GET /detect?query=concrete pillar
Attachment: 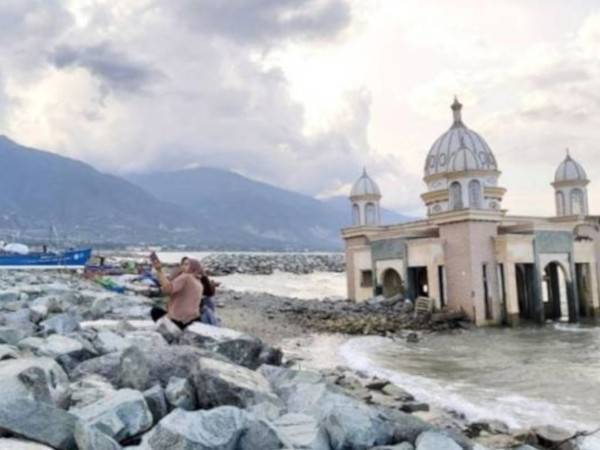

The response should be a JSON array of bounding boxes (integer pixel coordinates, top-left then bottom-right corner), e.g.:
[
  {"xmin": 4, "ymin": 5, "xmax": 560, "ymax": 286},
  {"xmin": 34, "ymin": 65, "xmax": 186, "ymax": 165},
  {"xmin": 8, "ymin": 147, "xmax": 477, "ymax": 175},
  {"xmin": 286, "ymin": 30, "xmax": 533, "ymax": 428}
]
[
  {"xmin": 504, "ymin": 263, "xmax": 520, "ymax": 326},
  {"xmin": 427, "ymin": 263, "xmax": 441, "ymax": 309}
]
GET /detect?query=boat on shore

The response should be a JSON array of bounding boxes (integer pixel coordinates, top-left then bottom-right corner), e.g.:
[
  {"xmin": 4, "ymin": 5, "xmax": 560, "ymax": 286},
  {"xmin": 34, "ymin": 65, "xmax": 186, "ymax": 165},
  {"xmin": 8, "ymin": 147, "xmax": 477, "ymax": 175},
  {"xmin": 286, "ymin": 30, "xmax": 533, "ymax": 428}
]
[{"xmin": 0, "ymin": 247, "xmax": 92, "ymax": 269}]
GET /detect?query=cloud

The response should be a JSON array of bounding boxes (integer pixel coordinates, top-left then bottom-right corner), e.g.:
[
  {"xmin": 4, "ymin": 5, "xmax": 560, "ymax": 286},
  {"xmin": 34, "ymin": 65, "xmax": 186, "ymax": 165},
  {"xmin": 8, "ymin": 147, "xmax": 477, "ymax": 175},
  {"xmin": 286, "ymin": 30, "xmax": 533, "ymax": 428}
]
[
  {"xmin": 50, "ymin": 43, "xmax": 162, "ymax": 93},
  {"xmin": 169, "ymin": 0, "xmax": 351, "ymax": 45}
]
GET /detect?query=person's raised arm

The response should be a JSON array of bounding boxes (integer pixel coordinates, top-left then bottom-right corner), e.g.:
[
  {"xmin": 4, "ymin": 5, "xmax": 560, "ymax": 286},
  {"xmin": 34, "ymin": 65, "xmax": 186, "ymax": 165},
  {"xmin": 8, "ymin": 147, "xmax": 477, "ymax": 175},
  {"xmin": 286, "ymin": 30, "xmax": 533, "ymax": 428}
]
[{"xmin": 150, "ymin": 252, "xmax": 174, "ymax": 294}]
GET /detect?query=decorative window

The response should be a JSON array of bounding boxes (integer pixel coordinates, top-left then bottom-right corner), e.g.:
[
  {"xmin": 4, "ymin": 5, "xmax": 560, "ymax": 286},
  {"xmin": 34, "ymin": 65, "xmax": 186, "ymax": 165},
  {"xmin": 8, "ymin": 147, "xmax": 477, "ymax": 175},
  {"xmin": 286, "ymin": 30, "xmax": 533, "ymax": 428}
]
[
  {"xmin": 571, "ymin": 189, "xmax": 584, "ymax": 215},
  {"xmin": 352, "ymin": 204, "xmax": 360, "ymax": 225},
  {"xmin": 468, "ymin": 179, "xmax": 482, "ymax": 209},
  {"xmin": 449, "ymin": 182, "xmax": 463, "ymax": 210},
  {"xmin": 556, "ymin": 191, "xmax": 565, "ymax": 216},
  {"xmin": 360, "ymin": 270, "xmax": 373, "ymax": 287},
  {"xmin": 365, "ymin": 203, "xmax": 377, "ymax": 225}
]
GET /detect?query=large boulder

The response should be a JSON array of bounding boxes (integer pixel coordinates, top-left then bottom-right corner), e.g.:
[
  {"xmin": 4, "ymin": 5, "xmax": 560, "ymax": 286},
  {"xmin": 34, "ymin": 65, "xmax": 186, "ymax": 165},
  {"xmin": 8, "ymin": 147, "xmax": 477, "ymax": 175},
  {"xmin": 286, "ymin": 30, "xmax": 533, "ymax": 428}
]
[
  {"xmin": 72, "ymin": 389, "xmax": 153, "ymax": 443},
  {"xmin": 0, "ymin": 344, "xmax": 19, "ymax": 360},
  {"xmin": 192, "ymin": 357, "xmax": 281, "ymax": 410},
  {"xmin": 74, "ymin": 421, "xmax": 123, "ymax": 450},
  {"xmin": 92, "ymin": 331, "xmax": 129, "ymax": 354},
  {"xmin": 40, "ymin": 313, "xmax": 80, "ymax": 335},
  {"xmin": 143, "ymin": 385, "xmax": 168, "ymax": 425},
  {"xmin": 70, "ymin": 375, "xmax": 117, "ymax": 408},
  {"xmin": 145, "ymin": 406, "xmax": 278, "ymax": 450},
  {"xmin": 415, "ymin": 431, "xmax": 461, "ymax": 450},
  {"xmin": 165, "ymin": 377, "xmax": 197, "ymax": 411},
  {"xmin": 0, "ymin": 357, "xmax": 70, "ymax": 407},
  {"xmin": 0, "ymin": 325, "xmax": 32, "ymax": 345},
  {"xmin": 273, "ymin": 413, "xmax": 329, "ymax": 450},
  {"xmin": 73, "ymin": 344, "xmax": 229, "ymax": 390},
  {"xmin": 180, "ymin": 323, "xmax": 281, "ymax": 369},
  {"xmin": 0, "ymin": 398, "xmax": 79, "ymax": 450}
]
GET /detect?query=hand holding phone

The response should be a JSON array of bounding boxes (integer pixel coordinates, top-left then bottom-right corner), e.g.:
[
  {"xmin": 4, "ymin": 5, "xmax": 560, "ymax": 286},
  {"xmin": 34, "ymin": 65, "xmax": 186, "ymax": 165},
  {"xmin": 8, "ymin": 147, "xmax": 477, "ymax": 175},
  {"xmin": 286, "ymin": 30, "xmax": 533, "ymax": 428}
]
[{"xmin": 149, "ymin": 252, "xmax": 161, "ymax": 270}]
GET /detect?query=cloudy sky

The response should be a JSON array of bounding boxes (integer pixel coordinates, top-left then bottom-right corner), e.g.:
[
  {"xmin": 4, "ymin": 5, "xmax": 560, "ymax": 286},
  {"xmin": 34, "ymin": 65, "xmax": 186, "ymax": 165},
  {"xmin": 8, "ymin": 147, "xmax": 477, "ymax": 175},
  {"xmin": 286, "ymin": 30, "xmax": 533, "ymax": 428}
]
[{"xmin": 2, "ymin": 0, "xmax": 600, "ymax": 216}]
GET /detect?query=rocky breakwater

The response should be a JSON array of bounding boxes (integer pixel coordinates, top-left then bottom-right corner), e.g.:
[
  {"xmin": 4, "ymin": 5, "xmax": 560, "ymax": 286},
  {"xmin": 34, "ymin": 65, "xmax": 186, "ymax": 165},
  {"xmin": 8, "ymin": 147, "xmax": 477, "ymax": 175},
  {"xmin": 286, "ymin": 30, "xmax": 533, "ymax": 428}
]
[
  {"xmin": 0, "ymin": 271, "xmax": 594, "ymax": 450},
  {"xmin": 200, "ymin": 252, "xmax": 345, "ymax": 275}
]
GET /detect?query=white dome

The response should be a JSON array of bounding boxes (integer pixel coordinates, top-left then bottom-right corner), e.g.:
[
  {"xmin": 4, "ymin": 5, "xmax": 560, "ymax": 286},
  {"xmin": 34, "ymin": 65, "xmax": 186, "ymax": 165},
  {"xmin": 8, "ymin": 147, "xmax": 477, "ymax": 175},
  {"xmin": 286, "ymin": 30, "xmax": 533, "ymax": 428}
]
[
  {"xmin": 350, "ymin": 168, "xmax": 381, "ymax": 197},
  {"xmin": 424, "ymin": 98, "xmax": 498, "ymax": 178},
  {"xmin": 555, "ymin": 151, "xmax": 587, "ymax": 183}
]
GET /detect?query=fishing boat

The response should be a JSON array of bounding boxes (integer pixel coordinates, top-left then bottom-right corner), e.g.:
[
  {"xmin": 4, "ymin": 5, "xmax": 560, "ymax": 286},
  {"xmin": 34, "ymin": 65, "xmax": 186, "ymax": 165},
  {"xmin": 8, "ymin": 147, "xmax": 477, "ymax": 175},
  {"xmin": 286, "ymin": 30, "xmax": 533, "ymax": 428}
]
[{"xmin": 0, "ymin": 245, "xmax": 92, "ymax": 269}]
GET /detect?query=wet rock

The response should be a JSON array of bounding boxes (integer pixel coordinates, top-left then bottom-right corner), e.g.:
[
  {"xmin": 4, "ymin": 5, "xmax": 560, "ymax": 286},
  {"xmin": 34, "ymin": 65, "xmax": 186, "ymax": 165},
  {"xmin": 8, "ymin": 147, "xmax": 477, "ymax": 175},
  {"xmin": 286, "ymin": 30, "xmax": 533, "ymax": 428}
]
[
  {"xmin": 382, "ymin": 384, "xmax": 415, "ymax": 401},
  {"xmin": 399, "ymin": 402, "xmax": 430, "ymax": 413},
  {"xmin": 273, "ymin": 413, "xmax": 329, "ymax": 450},
  {"xmin": 406, "ymin": 333, "xmax": 420, "ymax": 343},
  {"xmin": 0, "ymin": 357, "xmax": 70, "ymax": 407},
  {"xmin": 415, "ymin": 431, "xmax": 461, "ymax": 450},
  {"xmin": 40, "ymin": 313, "xmax": 80, "ymax": 336},
  {"xmin": 146, "ymin": 406, "xmax": 248, "ymax": 450},
  {"xmin": 74, "ymin": 421, "xmax": 123, "ymax": 450},
  {"xmin": 165, "ymin": 376, "xmax": 196, "ymax": 411},
  {"xmin": 366, "ymin": 378, "xmax": 390, "ymax": 391},
  {"xmin": 192, "ymin": 357, "xmax": 281, "ymax": 409},
  {"xmin": 143, "ymin": 385, "xmax": 168, "ymax": 425},
  {"xmin": 0, "ymin": 398, "xmax": 78, "ymax": 450},
  {"xmin": 72, "ymin": 388, "xmax": 153, "ymax": 443},
  {"xmin": 533, "ymin": 425, "xmax": 574, "ymax": 449}
]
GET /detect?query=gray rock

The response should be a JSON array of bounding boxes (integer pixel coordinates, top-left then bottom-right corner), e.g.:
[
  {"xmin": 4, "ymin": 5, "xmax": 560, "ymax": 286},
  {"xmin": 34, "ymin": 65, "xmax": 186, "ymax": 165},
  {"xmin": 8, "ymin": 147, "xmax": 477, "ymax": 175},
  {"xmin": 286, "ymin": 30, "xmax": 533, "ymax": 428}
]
[
  {"xmin": 370, "ymin": 444, "xmax": 414, "ymax": 450},
  {"xmin": 29, "ymin": 304, "xmax": 49, "ymax": 323},
  {"xmin": 0, "ymin": 357, "xmax": 70, "ymax": 407},
  {"xmin": 70, "ymin": 375, "xmax": 116, "ymax": 408},
  {"xmin": 93, "ymin": 331, "xmax": 129, "ymax": 354},
  {"xmin": 415, "ymin": 431, "xmax": 461, "ymax": 450},
  {"xmin": 381, "ymin": 384, "xmax": 415, "ymax": 401},
  {"xmin": 40, "ymin": 313, "xmax": 80, "ymax": 335},
  {"xmin": 0, "ymin": 344, "xmax": 19, "ymax": 360},
  {"xmin": 0, "ymin": 290, "xmax": 20, "ymax": 302},
  {"xmin": 533, "ymin": 425, "xmax": 573, "ymax": 448},
  {"xmin": 0, "ymin": 397, "xmax": 78, "ymax": 450},
  {"xmin": 165, "ymin": 377, "xmax": 197, "ymax": 411},
  {"xmin": 247, "ymin": 401, "xmax": 285, "ymax": 422},
  {"xmin": 0, "ymin": 438, "xmax": 55, "ymax": 449},
  {"xmin": 118, "ymin": 346, "xmax": 151, "ymax": 391},
  {"xmin": 74, "ymin": 421, "xmax": 123, "ymax": 450},
  {"xmin": 180, "ymin": 323, "xmax": 269, "ymax": 369},
  {"xmin": 0, "ymin": 325, "xmax": 31, "ymax": 345},
  {"xmin": 273, "ymin": 413, "xmax": 329, "ymax": 450},
  {"xmin": 143, "ymin": 385, "xmax": 168, "ymax": 425},
  {"xmin": 239, "ymin": 417, "xmax": 285, "ymax": 450},
  {"xmin": 146, "ymin": 406, "xmax": 248, "ymax": 450},
  {"xmin": 73, "ymin": 388, "xmax": 153, "ymax": 443},
  {"xmin": 192, "ymin": 356, "xmax": 281, "ymax": 409}
]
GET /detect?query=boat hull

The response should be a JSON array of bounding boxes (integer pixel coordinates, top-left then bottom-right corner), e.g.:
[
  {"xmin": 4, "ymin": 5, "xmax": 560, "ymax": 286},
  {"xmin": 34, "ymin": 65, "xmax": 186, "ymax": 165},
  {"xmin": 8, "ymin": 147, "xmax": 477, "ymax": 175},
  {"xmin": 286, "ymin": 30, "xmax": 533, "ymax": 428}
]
[{"xmin": 0, "ymin": 248, "xmax": 92, "ymax": 269}]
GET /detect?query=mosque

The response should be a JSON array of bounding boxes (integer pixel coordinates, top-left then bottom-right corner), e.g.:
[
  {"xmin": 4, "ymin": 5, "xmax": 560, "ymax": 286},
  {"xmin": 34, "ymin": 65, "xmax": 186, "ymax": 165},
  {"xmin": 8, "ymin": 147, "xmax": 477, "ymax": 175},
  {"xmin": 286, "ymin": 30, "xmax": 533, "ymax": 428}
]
[{"xmin": 342, "ymin": 98, "xmax": 600, "ymax": 326}]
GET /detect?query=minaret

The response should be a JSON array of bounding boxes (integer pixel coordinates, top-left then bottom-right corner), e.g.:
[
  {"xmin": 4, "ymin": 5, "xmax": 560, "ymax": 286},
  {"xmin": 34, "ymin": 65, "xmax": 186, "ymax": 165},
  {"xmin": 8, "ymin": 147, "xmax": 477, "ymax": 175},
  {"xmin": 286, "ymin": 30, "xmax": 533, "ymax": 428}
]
[
  {"xmin": 552, "ymin": 149, "xmax": 589, "ymax": 217},
  {"xmin": 350, "ymin": 168, "xmax": 381, "ymax": 226}
]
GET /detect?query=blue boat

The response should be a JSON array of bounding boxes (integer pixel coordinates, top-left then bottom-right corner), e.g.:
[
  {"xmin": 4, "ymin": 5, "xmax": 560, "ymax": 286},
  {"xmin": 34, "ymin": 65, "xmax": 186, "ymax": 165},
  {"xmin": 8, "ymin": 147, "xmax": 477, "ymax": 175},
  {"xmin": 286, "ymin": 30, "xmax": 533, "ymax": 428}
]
[{"xmin": 0, "ymin": 248, "xmax": 92, "ymax": 269}]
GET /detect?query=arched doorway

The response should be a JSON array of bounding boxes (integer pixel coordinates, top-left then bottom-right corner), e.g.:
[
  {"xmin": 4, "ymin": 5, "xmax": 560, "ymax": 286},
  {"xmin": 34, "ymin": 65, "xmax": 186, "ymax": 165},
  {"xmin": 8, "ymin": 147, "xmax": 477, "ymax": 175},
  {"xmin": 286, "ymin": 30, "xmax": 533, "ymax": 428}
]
[
  {"xmin": 382, "ymin": 268, "xmax": 403, "ymax": 298},
  {"xmin": 543, "ymin": 262, "xmax": 569, "ymax": 321}
]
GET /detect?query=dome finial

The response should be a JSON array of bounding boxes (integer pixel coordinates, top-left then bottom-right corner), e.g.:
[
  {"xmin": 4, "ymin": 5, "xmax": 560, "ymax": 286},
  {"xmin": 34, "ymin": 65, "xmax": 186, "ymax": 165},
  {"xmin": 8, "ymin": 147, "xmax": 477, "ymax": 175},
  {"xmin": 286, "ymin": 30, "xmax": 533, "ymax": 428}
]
[
  {"xmin": 362, "ymin": 166, "xmax": 367, "ymax": 177},
  {"xmin": 566, "ymin": 148, "xmax": 571, "ymax": 158},
  {"xmin": 451, "ymin": 96, "xmax": 463, "ymax": 126}
]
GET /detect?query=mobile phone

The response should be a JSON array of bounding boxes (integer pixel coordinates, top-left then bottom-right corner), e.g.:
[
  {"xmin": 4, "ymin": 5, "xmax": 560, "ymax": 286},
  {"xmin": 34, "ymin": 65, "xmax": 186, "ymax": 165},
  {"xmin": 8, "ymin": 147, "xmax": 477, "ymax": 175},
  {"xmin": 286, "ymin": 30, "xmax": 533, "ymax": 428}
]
[{"xmin": 150, "ymin": 252, "xmax": 160, "ymax": 264}]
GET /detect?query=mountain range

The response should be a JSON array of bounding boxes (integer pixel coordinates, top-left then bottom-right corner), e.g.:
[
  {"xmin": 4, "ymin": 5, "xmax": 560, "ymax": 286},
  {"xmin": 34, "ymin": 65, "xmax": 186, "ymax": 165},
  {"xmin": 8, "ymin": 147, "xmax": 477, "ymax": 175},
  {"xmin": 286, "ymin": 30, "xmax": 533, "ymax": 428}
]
[{"xmin": 0, "ymin": 136, "xmax": 413, "ymax": 250}]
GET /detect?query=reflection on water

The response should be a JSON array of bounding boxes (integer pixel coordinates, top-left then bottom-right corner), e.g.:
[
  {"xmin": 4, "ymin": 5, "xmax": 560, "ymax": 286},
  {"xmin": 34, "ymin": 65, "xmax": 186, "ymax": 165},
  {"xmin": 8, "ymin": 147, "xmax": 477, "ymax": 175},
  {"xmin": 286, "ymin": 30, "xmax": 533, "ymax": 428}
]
[{"xmin": 340, "ymin": 324, "xmax": 600, "ymax": 431}]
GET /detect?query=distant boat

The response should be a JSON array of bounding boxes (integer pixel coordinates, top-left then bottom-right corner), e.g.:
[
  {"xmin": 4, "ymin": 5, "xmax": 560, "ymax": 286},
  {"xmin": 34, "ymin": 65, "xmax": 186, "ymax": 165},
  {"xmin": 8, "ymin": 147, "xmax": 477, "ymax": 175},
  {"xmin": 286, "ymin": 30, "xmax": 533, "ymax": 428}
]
[{"xmin": 0, "ymin": 247, "xmax": 92, "ymax": 269}]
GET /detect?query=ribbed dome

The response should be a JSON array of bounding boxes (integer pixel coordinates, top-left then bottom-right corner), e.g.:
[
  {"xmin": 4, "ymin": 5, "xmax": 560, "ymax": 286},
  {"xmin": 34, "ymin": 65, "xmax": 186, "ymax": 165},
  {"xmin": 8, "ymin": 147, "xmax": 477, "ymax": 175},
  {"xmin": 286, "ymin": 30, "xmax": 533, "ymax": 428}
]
[
  {"xmin": 424, "ymin": 98, "xmax": 498, "ymax": 178},
  {"xmin": 350, "ymin": 168, "xmax": 381, "ymax": 197},
  {"xmin": 555, "ymin": 151, "xmax": 587, "ymax": 183}
]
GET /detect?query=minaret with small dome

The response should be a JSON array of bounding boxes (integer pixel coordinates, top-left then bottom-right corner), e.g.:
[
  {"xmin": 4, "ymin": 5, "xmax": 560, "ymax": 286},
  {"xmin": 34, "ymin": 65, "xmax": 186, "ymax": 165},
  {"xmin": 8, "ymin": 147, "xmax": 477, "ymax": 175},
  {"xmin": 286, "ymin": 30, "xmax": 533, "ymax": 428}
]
[
  {"xmin": 421, "ymin": 97, "xmax": 505, "ymax": 216},
  {"xmin": 349, "ymin": 168, "xmax": 381, "ymax": 226},
  {"xmin": 552, "ymin": 149, "xmax": 589, "ymax": 217}
]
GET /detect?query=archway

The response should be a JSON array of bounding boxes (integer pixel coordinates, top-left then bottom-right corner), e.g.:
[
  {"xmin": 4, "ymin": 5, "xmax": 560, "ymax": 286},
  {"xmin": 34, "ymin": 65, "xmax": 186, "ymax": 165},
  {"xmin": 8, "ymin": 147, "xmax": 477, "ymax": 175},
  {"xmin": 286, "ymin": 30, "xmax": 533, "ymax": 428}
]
[
  {"xmin": 382, "ymin": 268, "xmax": 403, "ymax": 299},
  {"xmin": 468, "ymin": 179, "xmax": 482, "ymax": 209},
  {"xmin": 571, "ymin": 189, "xmax": 584, "ymax": 215},
  {"xmin": 543, "ymin": 262, "xmax": 569, "ymax": 321},
  {"xmin": 449, "ymin": 181, "xmax": 463, "ymax": 210},
  {"xmin": 365, "ymin": 202, "xmax": 377, "ymax": 225}
]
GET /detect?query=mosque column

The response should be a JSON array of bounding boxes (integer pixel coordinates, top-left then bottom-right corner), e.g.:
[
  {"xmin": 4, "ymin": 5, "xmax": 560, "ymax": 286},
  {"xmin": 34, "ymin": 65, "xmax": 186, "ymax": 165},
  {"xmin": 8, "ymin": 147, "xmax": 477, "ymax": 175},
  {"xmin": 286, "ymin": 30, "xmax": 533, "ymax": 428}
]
[
  {"xmin": 590, "ymin": 262, "xmax": 600, "ymax": 316},
  {"xmin": 504, "ymin": 263, "xmax": 520, "ymax": 325},
  {"xmin": 427, "ymin": 263, "xmax": 441, "ymax": 308}
]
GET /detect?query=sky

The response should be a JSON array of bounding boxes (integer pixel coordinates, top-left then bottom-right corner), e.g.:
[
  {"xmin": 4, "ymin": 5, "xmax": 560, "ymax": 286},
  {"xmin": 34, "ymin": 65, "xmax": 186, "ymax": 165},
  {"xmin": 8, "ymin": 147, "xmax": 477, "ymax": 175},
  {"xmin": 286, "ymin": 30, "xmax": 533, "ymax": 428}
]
[{"xmin": 1, "ymin": 0, "xmax": 600, "ymax": 216}]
